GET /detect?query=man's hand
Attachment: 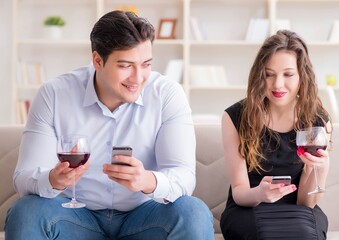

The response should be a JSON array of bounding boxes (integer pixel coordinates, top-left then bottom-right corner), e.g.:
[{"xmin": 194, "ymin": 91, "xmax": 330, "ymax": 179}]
[
  {"xmin": 103, "ymin": 155, "xmax": 157, "ymax": 194},
  {"xmin": 49, "ymin": 161, "xmax": 90, "ymax": 190}
]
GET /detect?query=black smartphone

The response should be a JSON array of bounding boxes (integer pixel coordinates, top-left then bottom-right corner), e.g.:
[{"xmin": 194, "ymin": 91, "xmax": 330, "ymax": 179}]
[
  {"xmin": 272, "ymin": 176, "xmax": 291, "ymax": 185},
  {"xmin": 111, "ymin": 146, "xmax": 132, "ymax": 166}
]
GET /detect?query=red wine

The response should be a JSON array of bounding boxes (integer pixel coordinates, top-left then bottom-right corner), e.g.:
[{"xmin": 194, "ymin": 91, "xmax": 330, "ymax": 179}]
[
  {"xmin": 297, "ymin": 145, "xmax": 327, "ymax": 157},
  {"xmin": 57, "ymin": 152, "xmax": 90, "ymax": 168}
]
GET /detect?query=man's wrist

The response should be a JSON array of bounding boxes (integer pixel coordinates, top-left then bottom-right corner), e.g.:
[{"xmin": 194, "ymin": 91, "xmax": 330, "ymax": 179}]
[
  {"xmin": 49, "ymin": 169, "xmax": 66, "ymax": 190},
  {"xmin": 142, "ymin": 171, "xmax": 157, "ymax": 194}
]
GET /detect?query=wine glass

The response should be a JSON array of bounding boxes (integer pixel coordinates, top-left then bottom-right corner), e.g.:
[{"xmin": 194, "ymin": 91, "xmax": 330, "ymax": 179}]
[
  {"xmin": 296, "ymin": 127, "xmax": 327, "ymax": 195},
  {"xmin": 57, "ymin": 135, "xmax": 90, "ymax": 208}
]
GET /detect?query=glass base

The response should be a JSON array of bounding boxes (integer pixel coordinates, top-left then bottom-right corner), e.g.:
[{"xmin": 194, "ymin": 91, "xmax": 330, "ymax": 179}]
[
  {"xmin": 308, "ymin": 187, "xmax": 326, "ymax": 195},
  {"xmin": 62, "ymin": 199, "xmax": 86, "ymax": 208}
]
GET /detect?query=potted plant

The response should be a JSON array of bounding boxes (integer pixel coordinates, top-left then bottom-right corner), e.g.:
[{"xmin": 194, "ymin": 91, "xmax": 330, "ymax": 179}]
[{"xmin": 43, "ymin": 16, "xmax": 66, "ymax": 39}]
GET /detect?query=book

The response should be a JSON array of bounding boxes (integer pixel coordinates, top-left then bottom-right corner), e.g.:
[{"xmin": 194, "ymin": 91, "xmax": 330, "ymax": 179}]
[
  {"xmin": 245, "ymin": 18, "xmax": 269, "ymax": 42},
  {"xmin": 190, "ymin": 17, "xmax": 204, "ymax": 41},
  {"xmin": 18, "ymin": 61, "xmax": 46, "ymax": 85},
  {"xmin": 328, "ymin": 20, "xmax": 339, "ymax": 42},
  {"xmin": 164, "ymin": 59, "xmax": 184, "ymax": 83},
  {"xmin": 17, "ymin": 99, "xmax": 30, "ymax": 124},
  {"xmin": 189, "ymin": 65, "xmax": 227, "ymax": 87}
]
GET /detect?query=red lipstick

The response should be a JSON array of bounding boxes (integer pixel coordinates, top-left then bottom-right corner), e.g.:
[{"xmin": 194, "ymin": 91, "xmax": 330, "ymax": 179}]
[{"xmin": 272, "ymin": 91, "xmax": 286, "ymax": 98}]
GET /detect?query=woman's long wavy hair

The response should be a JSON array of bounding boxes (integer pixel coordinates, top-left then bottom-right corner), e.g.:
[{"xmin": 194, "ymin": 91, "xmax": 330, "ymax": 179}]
[{"xmin": 239, "ymin": 30, "xmax": 331, "ymax": 173}]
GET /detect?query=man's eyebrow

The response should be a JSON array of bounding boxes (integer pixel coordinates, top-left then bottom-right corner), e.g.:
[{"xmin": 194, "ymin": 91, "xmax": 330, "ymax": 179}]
[{"xmin": 117, "ymin": 58, "xmax": 153, "ymax": 64}]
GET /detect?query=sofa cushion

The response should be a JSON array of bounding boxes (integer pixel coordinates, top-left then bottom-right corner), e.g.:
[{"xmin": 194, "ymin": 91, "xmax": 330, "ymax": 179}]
[{"xmin": 319, "ymin": 124, "xmax": 339, "ymax": 231}]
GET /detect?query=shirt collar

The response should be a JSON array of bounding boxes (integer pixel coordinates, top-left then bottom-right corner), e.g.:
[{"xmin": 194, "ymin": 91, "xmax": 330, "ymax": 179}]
[{"xmin": 83, "ymin": 64, "xmax": 98, "ymax": 107}]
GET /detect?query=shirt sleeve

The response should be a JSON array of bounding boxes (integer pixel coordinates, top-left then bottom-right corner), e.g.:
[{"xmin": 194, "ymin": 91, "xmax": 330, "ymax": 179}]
[
  {"xmin": 13, "ymin": 84, "xmax": 62, "ymax": 198},
  {"xmin": 147, "ymin": 81, "xmax": 196, "ymax": 203}
]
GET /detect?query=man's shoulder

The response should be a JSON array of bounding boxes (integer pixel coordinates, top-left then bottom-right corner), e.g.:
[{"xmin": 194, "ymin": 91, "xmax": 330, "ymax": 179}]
[
  {"xmin": 44, "ymin": 65, "xmax": 91, "ymax": 89},
  {"xmin": 146, "ymin": 71, "xmax": 181, "ymax": 90},
  {"xmin": 140, "ymin": 71, "xmax": 186, "ymax": 106}
]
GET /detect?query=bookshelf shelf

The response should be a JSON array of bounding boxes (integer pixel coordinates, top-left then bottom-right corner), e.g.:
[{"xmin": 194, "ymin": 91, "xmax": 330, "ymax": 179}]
[
  {"xmin": 17, "ymin": 85, "xmax": 40, "ymax": 90},
  {"xmin": 190, "ymin": 85, "xmax": 247, "ymax": 90},
  {"xmin": 18, "ymin": 39, "xmax": 91, "ymax": 45},
  {"xmin": 154, "ymin": 39, "xmax": 185, "ymax": 45},
  {"xmin": 189, "ymin": 41, "xmax": 262, "ymax": 46}
]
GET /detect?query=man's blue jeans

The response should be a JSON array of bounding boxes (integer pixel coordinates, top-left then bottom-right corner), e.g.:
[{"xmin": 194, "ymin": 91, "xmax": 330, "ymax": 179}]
[{"xmin": 5, "ymin": 195, "xmax": 214, "ymax": 240}]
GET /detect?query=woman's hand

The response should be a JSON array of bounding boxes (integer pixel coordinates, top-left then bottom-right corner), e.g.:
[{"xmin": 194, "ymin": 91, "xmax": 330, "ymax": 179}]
[
  {"xmin": 297, "ymin": 148, "xmax": 329, "ymax": 207},
  {"xmin": 297, "ymin": 148, "xmax": 329, "ymax": 170},
  {"xmin": 257, "ymin": 176, "xmax": 297, "ymax": 203}
]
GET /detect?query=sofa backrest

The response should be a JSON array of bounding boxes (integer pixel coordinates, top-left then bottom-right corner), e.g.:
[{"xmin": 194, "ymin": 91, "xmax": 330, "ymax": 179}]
[
  {"xmin": 0, "ymin": 125, "xmax": 22, "ymax": 231},
  {"xmin": 193, "ymin": 122, "xmax": 339, "ymax": 233},
  {"xmin": 319, "ymin": 123, "xmax": 339, "ymax": 231},
  {"xmin": 193, "ymin": 123, "xmax": 227, "ymax": 234}
]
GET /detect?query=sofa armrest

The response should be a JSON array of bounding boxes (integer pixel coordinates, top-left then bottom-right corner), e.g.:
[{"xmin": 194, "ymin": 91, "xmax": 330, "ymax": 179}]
[{"xmin": 0, "ymin": 125, "xmax": 24, "ymax": 231}]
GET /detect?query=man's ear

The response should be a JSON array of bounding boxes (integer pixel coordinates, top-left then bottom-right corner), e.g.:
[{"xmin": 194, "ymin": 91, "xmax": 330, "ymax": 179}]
[{"xmin": 92, "ymin": 51, "xmax": 103, "ymax": 69}]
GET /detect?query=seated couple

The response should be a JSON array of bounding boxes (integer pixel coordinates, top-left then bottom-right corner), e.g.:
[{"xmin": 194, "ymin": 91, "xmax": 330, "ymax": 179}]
[{"xmin": 5, "ymin": 11, "xmax": 331, "ymax": 240}]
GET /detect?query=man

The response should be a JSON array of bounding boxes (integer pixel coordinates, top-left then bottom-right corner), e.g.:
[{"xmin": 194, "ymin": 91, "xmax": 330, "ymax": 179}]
[{"xmin": 5, "ymin": 11, "xmax": 214, "ymax": 240}]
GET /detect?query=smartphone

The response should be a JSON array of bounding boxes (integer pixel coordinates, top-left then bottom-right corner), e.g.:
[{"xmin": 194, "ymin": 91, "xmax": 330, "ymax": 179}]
[
  {"xmin": 272, "ymin": 176, "xmax": 291, "ymax": 185},
  {"xmin": 111, "ymin": 146, "xmax": 132, "ymax": 166}
]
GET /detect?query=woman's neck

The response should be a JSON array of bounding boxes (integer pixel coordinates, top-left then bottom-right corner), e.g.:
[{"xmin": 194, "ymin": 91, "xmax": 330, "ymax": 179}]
[{"xmin": 266, "ymin": 103, "xmax": 296, "ymax": 133}]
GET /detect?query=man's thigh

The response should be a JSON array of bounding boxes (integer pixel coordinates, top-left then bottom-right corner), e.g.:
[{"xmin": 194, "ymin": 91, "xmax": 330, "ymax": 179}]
[{"xmin": 5, "ymin": 195, "xmax": 106, "ymax": 240}]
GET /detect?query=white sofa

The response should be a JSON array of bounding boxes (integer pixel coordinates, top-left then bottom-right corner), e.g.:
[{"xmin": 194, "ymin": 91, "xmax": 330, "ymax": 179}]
[{"xmin": 1, "ymin": 124, "xmax": 339, "ymax": 239}]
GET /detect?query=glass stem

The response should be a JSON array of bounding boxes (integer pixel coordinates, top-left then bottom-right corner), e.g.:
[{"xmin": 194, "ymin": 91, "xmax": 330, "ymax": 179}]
[
  {"xmin": 313, "ymin": 165, "xmax": 320, "ymax": 188},
  {"xmin": 71, "ymin": 175, "xmax": 76, "ymax": 201}
]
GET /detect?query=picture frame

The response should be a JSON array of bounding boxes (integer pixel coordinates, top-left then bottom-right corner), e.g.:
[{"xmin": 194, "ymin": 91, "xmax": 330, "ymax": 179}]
[{"xmin": 157, "ymin": 18, "xmax": 177, "ymax": 39}]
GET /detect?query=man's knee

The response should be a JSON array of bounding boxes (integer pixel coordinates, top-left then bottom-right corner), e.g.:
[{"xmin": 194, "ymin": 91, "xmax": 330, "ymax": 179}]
[
  {"xmin": 170, "ymin": 196, "xmax": 214, "ymax": 239},
  {"xmin": 173, "ymin": 196, "xmax": 213, "ymax": 220}
]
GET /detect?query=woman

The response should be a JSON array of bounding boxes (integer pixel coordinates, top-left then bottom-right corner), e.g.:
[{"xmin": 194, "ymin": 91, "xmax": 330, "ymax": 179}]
[{"xmin": 220, "ymin": 30, "xmax": 332, "ymax": 239}]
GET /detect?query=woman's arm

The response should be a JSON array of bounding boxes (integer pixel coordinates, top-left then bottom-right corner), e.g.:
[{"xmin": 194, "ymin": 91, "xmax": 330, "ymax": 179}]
[{"xmin": 221, "ymin": 112, "xmax": 261, "ymax": 206}]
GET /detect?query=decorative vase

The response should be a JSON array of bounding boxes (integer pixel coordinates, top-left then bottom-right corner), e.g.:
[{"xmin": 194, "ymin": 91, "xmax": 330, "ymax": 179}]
[{"xmin": 45, "ymin": 26, "xmax": 63, "ymax": 39}]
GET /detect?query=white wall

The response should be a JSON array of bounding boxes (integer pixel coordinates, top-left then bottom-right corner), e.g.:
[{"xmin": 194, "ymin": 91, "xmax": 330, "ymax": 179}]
[{"xmin": 0, "ymin": 1, "xmax": 12, "ymax": 124}]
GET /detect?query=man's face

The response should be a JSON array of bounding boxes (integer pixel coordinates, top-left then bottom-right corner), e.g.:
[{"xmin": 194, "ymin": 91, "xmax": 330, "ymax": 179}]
[{"xmin": 93, "ymin": 40, "xmax": 152, "ymax": 111}]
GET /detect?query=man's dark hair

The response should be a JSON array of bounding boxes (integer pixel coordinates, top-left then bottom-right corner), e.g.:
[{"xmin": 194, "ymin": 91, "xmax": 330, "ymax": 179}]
[{"xmin": 90, "ymin": 10, "xmax": 155, "ymax": 64}]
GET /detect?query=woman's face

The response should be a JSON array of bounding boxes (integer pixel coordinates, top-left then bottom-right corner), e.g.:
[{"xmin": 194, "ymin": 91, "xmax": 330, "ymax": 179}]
[{"xmin": 264, "ymin": 50, "xmax": 300, "ymax": 109}]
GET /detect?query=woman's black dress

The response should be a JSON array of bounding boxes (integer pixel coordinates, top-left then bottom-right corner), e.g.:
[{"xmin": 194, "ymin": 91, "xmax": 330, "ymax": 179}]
[{"xmin": 220, "ymin": 100, "xmax": 328, "ymax": 240}]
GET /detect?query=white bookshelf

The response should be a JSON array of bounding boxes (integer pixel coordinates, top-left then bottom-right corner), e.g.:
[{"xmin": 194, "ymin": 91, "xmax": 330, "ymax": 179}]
[{"xmin": 11, "ymin": 0, "xmax": 339, "ymax": 123}]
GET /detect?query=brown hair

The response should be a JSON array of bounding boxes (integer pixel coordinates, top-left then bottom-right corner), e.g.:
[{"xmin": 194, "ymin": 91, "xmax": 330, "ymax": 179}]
[
  {"xmin": 90, "ymin": 10, "xmax": 155, "ymax": 65},
  {"xmin": 239, "ymin": 30, "xmax": 331, "ymax": 173}
]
